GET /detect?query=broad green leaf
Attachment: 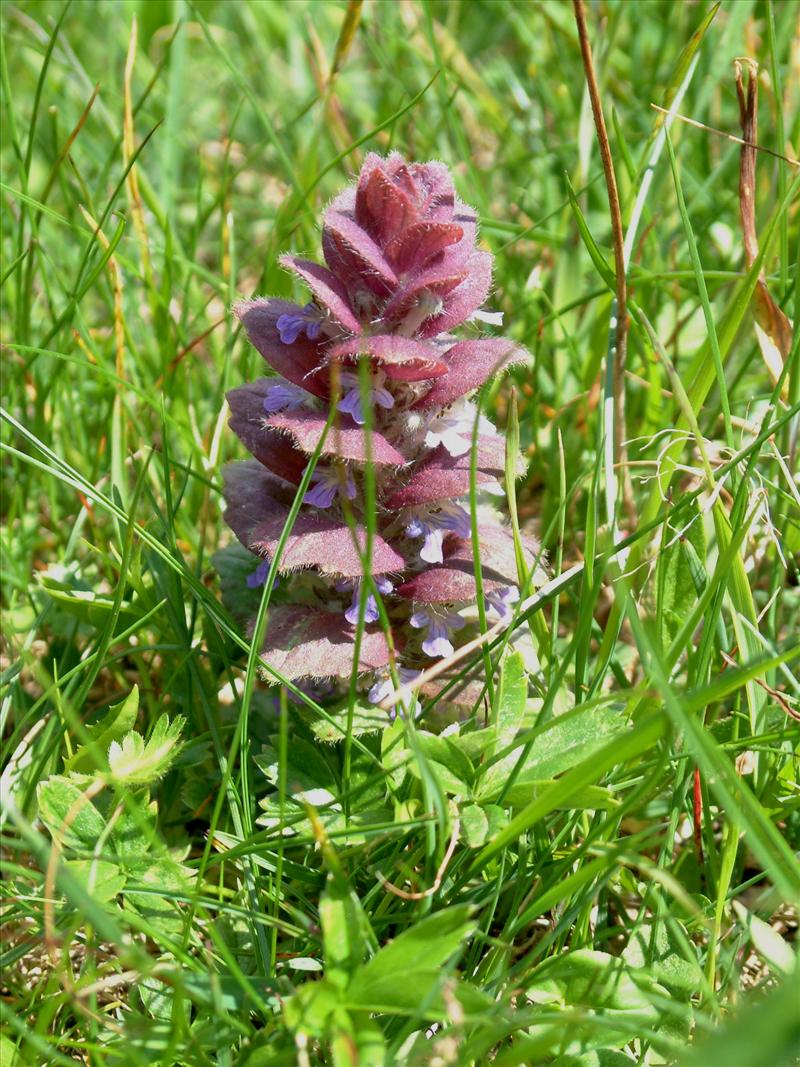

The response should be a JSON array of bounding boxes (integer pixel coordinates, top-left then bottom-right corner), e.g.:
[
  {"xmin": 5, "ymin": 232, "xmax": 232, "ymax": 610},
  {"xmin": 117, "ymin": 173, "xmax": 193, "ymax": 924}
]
[
  {"xmin": 472, "ymin": 712, "xmax": 666, "ymax": 872},
  {"xmin": 414, "ymin": 732, "xmax": 474, "ymax": 786},
  {"xmin": 534, "ymin": 950, "xmax": 662, "ymax": 1013},
  {"xmin": 347, "ymin": 905, "xmax": 475, "ymax": 1009},
  {"xmin": 308, "ymin": 703, "xmax": 388, "ymax": 742},
  {"xmin": 477, "ymin": 703, "xmax": 628, "ymax": 801},
  {"xmin": 460, "ymin": 803, "xmax": 489, "ymax": 848},
  {"xmin": 347, "ymin": 971, "xmax": 448, "ymax": 1015},
  {"xmin": 407, "ymin": 758, "xmax": 469, "ymax": 798},
  {"xmin": 494, "ymin": 650, "xmax": 528, "ymax": 747},
  {"xmin": 559, "ymin": 1053, "xmax": 644, "ymax": 1067},
  {"xmin": 125, "ymin": 855, "xmax": 194, "ymax": 939},
  {"xmin": 110, "ymin": 790, "xmax": 161, "ymax": 861},
  {"xmin": 0, "ymin": 1034, "xmax": 23, "ymax": 1067},
  {"xmin": 319, "ymin": 874, "xmax": 368, "ymax": 991},
  {"xmin": 498, "ymin": 779, "xmax": 618, "ymax": 811},
  {"xmin": 212, "ymin": 542, "xmax": 267, "ymax": 626},
  {"xmin": 38, "ymin": 571, "xmax": 139, "ymax": 629},
  {"xmin": 331, "ymin": 1012, "xmax": 386, "ymax": 1067},
  {"xmin": 63, "ymin": 859, "xmax": 126, "ymax": 903},
  {"xmin": 284, "ymin": 979, "xmax": 343, "ymax": 1038},
  {"xmin": 37, "ymin": 776, "xmax": 106, "ymax": 851},
  {"xmin": 180, "ymin": 972, "xmax": 279, "ymax": 1015},
  {"xmin": 732, "ymin": 901, "xmax": 796, "ymax": 978},
  {"xmin": 623, "ymin": 922, "xmax": 703, "ymax": 998},
  {"xmin": 255, "ymin": 737, "xmax": 338, "ymax": 801},
  {"xmin": 65, "ymin": 686, "xmax": 140, "ymax": 773},
  {"xmin": 678, "ymin": 977, "xmax": 800, "ymax": 1067}
]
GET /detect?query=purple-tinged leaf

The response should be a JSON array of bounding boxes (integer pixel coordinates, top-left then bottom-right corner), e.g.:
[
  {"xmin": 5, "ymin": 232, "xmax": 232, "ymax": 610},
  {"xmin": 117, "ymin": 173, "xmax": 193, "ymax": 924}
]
[
  {"xmin": 234, "ymin": 300, "xmax": 328, "ymax": 398},
  {"xmin": 267, "ymin": 409, "xmax": 407, "ymax": 466},
  {"xmin": 380, "ymin": 262, "xmax": 470, "ymax": 325},
  {"xmin": 224, "ymin": 461, "xmax": 405, "ymax": 577},
  {"xmin": 410, "ymin": 161, "xmax": 456, "ymax": 220},
  {"xmin": 421, "ymin": 666, "xmax": 486, "ymax": 713},
  {"xmin": 414, "ymin": 338, "xmax": 528, "ymax": 409},
  {"xmin": 384, "ymin": 439, "xmax": 507, "ymax": 508},
  {"xmin": 279, "ymin": 256, "xmax": 362, "ymax": 335},
  {"xmin": 385, "ymin": 221, "xmax": 464, "ymax": 273},
  {"xmin": 397, "ymin": 528, "xmax": 529, "ymax": 604},
  {"xmin": 355, "ymin": 156, "xmax": 417, "ymax": 244},
  {"xmin": 418, "ymin": 251, "xmax": 493, "ymax": 338},
  {"xmin": 322, "ymin": 211, "xmax": 398, "ymax": 297},
  {"xmin": 227, "ymin": 382, "xmax": 308, "ymax": 484},
  {"xmin": 249, "ymin": 512, "xmax": 405, "ymax": 578},
  {"xmin": 222, "ymin": 460, "xmax": 294, "ymax": 547},
  {"xmin": 327, "ymin": 335, "xmax": 447, "ymax": 382},
  {"xmin": 258, "ymin": 606, "xmax": 391, "ymax": 680}
]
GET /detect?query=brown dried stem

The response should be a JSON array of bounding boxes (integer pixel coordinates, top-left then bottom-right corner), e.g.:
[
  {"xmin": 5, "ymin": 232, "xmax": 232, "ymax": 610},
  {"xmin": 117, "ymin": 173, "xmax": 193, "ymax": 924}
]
[{"xmin": 572, "ymin": 0, "xmax": 632, "ymax": 520}]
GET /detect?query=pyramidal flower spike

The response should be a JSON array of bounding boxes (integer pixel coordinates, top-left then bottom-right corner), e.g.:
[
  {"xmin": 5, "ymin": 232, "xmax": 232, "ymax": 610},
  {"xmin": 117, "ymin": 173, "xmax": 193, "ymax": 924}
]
[{"xmin": 222, "ymin": 153, "xmax": 537, "ymax": 714}]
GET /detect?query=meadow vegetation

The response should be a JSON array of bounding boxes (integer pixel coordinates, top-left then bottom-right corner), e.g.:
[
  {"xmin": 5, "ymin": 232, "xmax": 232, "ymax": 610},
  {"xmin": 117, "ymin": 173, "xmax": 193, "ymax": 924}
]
[{"xmin": 1, "ymin": 1, "xmax": 798, "ymax": 1064}]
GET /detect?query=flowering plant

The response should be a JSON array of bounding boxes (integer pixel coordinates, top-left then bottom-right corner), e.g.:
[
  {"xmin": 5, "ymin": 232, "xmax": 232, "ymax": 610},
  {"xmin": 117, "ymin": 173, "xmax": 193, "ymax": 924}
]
[{"xmin": 222, "ymin": 153, "xmax": 535, "ymax": 720}]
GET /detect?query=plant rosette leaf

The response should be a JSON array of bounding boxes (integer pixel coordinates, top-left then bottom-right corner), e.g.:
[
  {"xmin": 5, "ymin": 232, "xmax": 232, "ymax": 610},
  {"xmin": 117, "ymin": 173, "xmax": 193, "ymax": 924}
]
[
  {"xmin": 346, "ymin": 905, "xmax": 476, "ymax": 1014},
  {"xmin": 106, "ymin": 714, "xmax": 185, "ymax": 784},
  {"xmin": 65, "ymin": 686, "xmax": 140, "ymax": 774},
  {"xmin": 37, "ymin": 776, "xmax": 107, "ymax": 852}
]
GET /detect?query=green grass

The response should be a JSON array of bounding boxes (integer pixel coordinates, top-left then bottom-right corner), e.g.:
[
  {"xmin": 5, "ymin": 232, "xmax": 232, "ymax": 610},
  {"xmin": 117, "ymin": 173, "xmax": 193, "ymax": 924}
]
[{"xmin": 2, "ymin": 1, "xmax": 799, "ymax": 1064}]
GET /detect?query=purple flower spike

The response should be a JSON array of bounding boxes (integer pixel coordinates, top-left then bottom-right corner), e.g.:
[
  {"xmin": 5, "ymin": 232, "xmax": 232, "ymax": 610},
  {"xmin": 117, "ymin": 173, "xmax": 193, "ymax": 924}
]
[
  {"xmin": 276, "ymin": 303, "xmax": 323, "ymax": 344},
  {"xmin": 223, "ymin": 152, "xmax": 538, "ymax": 700},
  {"xmin": 409, "ymin": 607, "xmax": 466, "ymax": 659},
  {"xmin": 303, "ymin": 465, "xmax": 357, "ymax": 509}
]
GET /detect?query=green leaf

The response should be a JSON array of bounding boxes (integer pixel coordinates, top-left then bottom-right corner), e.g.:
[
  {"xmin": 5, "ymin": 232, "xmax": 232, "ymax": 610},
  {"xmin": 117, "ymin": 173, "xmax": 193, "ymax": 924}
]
[
  {"xmin": 678, "ymin": 977, "xmax": 800, "ymax": 1067},
  {"xmin": 284, "ymin": 979, "xmax": 342, "ymax": 1038},
  {"xmin": 657, "ymin": 499, "xmax": 706, "ymax": 651},
  {"xmin": 622, "ymin": 921, "xmax": 703, "ymax": 998},
  {"xmin": 499, "ymin": 780, "xmax": 618, "ymax": 811},
  {"xmin": 331, "ymin": 1013, "xmax": 386, "ymax": 1067},
  {"xmin": 535, "ymin": 950, "xmax": 662, "ymax": 1013},
  {"xmin": 109, "ymin": 790, "xmax": 161, "ymax": 861},
  {"xmin": 65, "ymin": 686, "xmax": 140, "ymax": 774},
  {"xmin": 732, "ymin": 901, "xmax": 796, "ymax": 979},
  {"xmin": 212, "ymin": 542, "xmax": 267, "ymax": 627},
  {"xmin": 494, "ymin": 650, "xmax": 528, "ymax": 747},
  {"xmin": 308, "ymin": 702, "xmax": 388, "ymax": 742},
  {"xmin": 415, "ymin": 732, "xmax": 474, "ymax": 786},
  {"xmin": 566, "ymin": 178, "xmax": 616, "ymax": 290},
  {"xmin": 477, "ymin": 703, "xmax": 628, "ymax": 801},
  {"xmin": 472, "ymin": 712, "xmax": 666, "ymax": 872},
  {"xmin": 347, "ymin": 905, "xmax": 475, "ymax": 1010},
  {"xmin": 0, "ymin": 1034, "xmax": 22, "ymax": 1067},
  {"xmin": 460, "ymin": 803, "xmax": 490, "ymax": 848},
  {"xmin": 38, "ymin": 570, "xmax": 139, "ymax": 629},
  {"xmin": 125, "ymin": 854, "xmax": 194, "ymax": 939},
  {"xmin": 63, "ymin": 859, "xmax": 126, "ymax": 903},
  {"xmin": 319, "ymin": 873, "xmax": 368, "ymax": 990},
  {"xmin": 407, "ymin": 758, "xmax": 470, "ymax": 798},
  {"xmin": 107, "ymin": 714, "xmax": 185, "ymax": 784},
  {"xmin": 255, "ymin": 736, "xmax": 338, "ymax": 803},
  {"xmin": 37, "ymin": 776, "xmax": 106, "ymax": 851}
]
